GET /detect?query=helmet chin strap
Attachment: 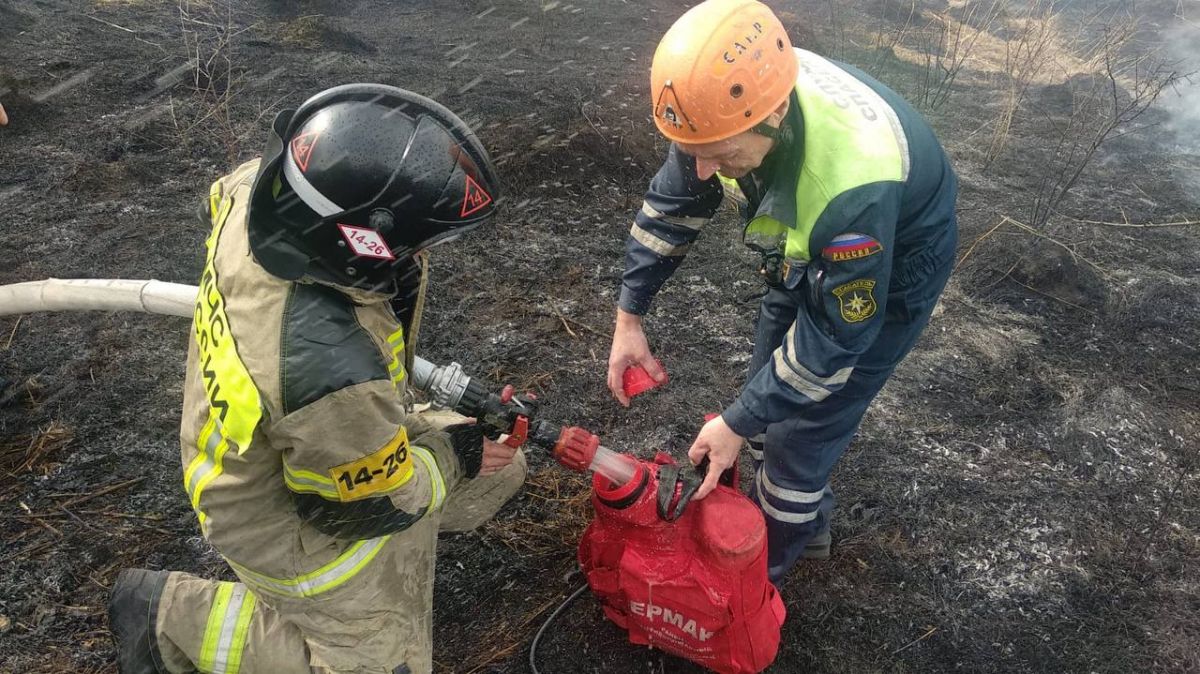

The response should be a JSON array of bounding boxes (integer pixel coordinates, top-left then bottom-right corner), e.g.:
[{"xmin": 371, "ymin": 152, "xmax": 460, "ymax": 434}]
[
  {"xmin": 416, "ymin": 233, "xmax": 462, "ymax": 255},
  {"xmin": 752, "ymin": 114, "xmax": 794, "ymax": 160},
  {"xmin": 750, "ymin": 95, "xmax": 792, "ymax": 143},
  {"xmin": 750, "ymin": 120, "xmax": 780, "ymax": 140}
]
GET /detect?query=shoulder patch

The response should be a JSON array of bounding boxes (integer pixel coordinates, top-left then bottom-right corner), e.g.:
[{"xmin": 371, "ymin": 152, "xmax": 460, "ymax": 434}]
[
  {"xmin": 832, "ymin": 279, "xmax": 877, "ymax": 323},
  {"xmin": 822, "ymin": 233, "xmax": 883, "ymax": 263},
  {"xmin": 280, "ymin": 284, "xmax": 390, "ymax": 415}
]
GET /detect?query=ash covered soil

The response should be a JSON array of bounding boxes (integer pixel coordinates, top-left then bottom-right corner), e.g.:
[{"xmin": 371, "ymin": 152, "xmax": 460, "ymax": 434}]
[{"xmin": 2, "ymin": 1, "xmax": 1199, "ymax": 672}]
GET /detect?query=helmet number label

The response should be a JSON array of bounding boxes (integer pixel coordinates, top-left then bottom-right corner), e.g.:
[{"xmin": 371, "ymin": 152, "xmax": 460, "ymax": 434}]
[
  {"xmin": 337, "ymin": 224, "xmax": 396, "ymax": 260},
  {"xmin": 461, "ymin": 174, "xmax": 493, "ymax": 217}
]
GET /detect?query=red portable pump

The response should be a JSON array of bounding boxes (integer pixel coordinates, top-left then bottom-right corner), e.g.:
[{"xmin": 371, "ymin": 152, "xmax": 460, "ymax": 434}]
[
  {"xmin": 411, "ymin": 360, "xmax": 785, "ymax": 673},
  {"xmin": 575, "ymin": 451, "xmax": 786, "ymax": 674}
]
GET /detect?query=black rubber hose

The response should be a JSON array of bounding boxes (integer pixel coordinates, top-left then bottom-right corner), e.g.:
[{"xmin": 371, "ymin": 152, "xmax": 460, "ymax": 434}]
[{"xmin": 528, "ymin": 583, "xmax": 590, "ymax": 674}]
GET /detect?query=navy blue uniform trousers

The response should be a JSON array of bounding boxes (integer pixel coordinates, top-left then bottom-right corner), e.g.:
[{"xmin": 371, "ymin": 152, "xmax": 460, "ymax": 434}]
[{"xmin": 747, "ymin": 223, "xmax": 957, "ymax": 583}]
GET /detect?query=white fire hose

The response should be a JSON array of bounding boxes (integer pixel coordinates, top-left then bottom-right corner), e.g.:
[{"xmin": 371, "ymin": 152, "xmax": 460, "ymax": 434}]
[
  {"xmin": 0, "ymin": 278, "xmax": 197, "ymax": 319},
  {"xmin": 0, "ymin": 277, "xmax": 448, "ymax": 383}
]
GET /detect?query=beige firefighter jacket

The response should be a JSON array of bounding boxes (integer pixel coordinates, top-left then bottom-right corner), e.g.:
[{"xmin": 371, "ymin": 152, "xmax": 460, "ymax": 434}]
[{"xmin": 180, "ymin": 158, "xmax": 465, "ymax": 611}]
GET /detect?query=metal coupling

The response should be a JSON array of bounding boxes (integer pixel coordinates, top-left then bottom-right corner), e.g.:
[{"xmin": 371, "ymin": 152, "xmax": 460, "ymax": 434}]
[{"xmin": 412, "ymin": 359, "xmax": 472, "ymax": 411}]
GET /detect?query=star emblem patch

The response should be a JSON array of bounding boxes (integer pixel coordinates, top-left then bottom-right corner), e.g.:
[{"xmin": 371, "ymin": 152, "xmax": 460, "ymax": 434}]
[{"xmin": 831, "ymin": 279, "xmax": 877, "ymax": 323}]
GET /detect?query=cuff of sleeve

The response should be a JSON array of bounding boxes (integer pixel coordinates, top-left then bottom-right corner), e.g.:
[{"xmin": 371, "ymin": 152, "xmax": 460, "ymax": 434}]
[
  {"xmin": 443, "ymin": 423, "xmax": 485, "ymax": 479},
  {"xmin": 722, "ymin": 399, "xmax": 768, "ymax": 438},
  {"xmin": 413, "ymin": 430, "xmax": 463, "ymax": 487},
  {"xmin": 617, "ymin": 285, "xmax": 651, "ymax": 316}
]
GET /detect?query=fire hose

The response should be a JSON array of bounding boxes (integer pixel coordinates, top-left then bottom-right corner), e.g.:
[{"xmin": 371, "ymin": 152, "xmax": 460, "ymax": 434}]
[
  {"xmin": 0, "ymin": 278, "xmax": 760, "ymax": 673},
  {"xmin": 0, "ymin": 278, "xmax": 634, "ymax": 483}
]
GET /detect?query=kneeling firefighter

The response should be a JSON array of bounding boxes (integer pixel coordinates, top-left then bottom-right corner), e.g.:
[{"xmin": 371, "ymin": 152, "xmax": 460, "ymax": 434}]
[
  {"xmin": 607, "ymin": 0, "xmax": 959, "ymax": 585},
  {"xmin": 109, "ymin": 84, "xmax": 525, "ymax": 674}
]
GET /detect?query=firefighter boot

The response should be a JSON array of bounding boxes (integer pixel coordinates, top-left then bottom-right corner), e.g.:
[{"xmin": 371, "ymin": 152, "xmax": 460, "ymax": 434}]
[
  {"xmin": 801, "ymin": 528, "xmax": 832, "ymax": 560},
  {"xmin": 109, "ymin": 568, "xmax": 171, "ymax": 674}
]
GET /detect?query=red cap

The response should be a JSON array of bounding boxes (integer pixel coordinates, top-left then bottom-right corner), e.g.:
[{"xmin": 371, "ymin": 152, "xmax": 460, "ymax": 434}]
[
  {"xmin": 553, "ymin": 426, "xmax": 600, "ymax": 472},
  {"xmin": 623, "ymin": 361, "xmax": 667, "ymax": 398}
]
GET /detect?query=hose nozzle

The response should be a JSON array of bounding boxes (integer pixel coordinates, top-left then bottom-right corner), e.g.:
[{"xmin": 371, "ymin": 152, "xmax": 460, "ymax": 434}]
[{"xmin": 553, "ymin": 426, "xmax": 599, "ymax": 472}]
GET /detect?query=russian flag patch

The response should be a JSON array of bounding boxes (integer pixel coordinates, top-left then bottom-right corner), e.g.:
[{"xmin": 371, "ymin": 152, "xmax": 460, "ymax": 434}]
[{"xmin": 822, "ymin": 233, "xmax": 883, "ymax": 263}]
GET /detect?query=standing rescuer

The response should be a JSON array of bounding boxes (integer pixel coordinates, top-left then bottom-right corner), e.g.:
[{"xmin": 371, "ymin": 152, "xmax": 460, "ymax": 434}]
[
  {"xmin": 108, "ymin": 84, "xmax": 525, "ymax": 674},
  {"xmin": 607, "ymin": 0, "xmax": 958, "ymax": 585}
]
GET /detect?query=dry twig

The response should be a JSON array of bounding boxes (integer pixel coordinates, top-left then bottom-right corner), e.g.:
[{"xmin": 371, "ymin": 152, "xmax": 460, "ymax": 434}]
[
  {"xmin": 955, "ymin": 216, "xmax": 1110, "ymax": 280},
  {"xmin": 955, "ymin": 218, "xmax": 1010, "ymax": 272},
  {"xmin": 19, "ymin": 502, "xmax": 63, "ymax": 537},
  {"xmin": 1070, "ymin": 217, "xmax": 1200, "ymax": 228},
  {"xmin": 4, "ymin": 316, "xmax": 21, "ymax": 350},
  {"xmin": 55, "ymin": 477, "xmax": 147, "ymax": 509},
  {"xmin": 892, "ymin": 626, "xmax": 939, "ymax": 655},
  {"xmin": 1008, "ymin": 278, "xmax": 1095, "ymax": 313},
  {"xmin": 548, "ymin": 304, "xmax": 577, "ymax": 338}
]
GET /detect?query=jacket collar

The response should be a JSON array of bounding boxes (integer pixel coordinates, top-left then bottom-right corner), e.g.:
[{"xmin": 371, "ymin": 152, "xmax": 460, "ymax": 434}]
[
  {"xmin": 743, "ymin": 90, "xmax": 805, "ymax": 229},
  {"xmin": 301, "ymin": 275, "xmax": 397, "ymax": 305}
]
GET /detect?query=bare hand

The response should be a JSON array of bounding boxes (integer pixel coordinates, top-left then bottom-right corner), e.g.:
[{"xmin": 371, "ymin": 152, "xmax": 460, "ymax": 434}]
[
  {"xmin": 686, "ymin": 415, "xmax": 743, "ymax": 500},
  {"xmin": 0, "ymin": 103, "xmax": 8, "ymax": 127},
  {"xmin": 607, "ymin": 309, "xmax": 667, "ymax": 407},
  {"xmin": 480, "ymin": 435, "xmax": 517, "ymax": 476}
]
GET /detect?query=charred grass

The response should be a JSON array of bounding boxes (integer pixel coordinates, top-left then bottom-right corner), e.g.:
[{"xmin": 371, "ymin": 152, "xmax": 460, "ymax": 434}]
[{"xmin": 1, "ymin": 0, "xmax": 1198, "ymax": 672}]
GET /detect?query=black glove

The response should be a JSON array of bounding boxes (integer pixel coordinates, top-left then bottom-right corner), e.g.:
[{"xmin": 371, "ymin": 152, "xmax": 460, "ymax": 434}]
[
  {"xmin": 656, "ymin": 464, "xmax": 703, "ymax": 521},
  {"xmin": 656, "ymin": 458, "xmax": 737, "ymax": 521},
  {"xmin": 443, "ymin": 423, "xmax": 484, "ymax": 479}
]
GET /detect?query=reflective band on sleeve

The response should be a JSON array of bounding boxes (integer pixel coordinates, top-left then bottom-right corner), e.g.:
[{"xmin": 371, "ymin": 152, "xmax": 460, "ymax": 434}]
[
  {"xmin": 630, "ymin": 223, "xmax": 692, "ymax": 257},
  {"xmin": 770, "ymin": 324, "xmax": 855, "ymax": 402},
  {"xmin": 190, "ymin": 412, "xmax": 238, "ymax": 515},
  {"xmin": 388, "ymin": 359, "xmax": 406, "ymax": 385},
  {"xmin": 387, "ymin": 327, "xmax": 406, "ymax": 386},
  {"xmin": 199, "ymin": 582, "xmax": 255, "ymax": 674},
  {"xmin": 640, "ymin": 201, "xmax": 709, "ymax": 229},
  {"xmin": 410, "ymin": 446, "xmax": 445, "ymax": 510},
  {"xmin": 228, "ymin": 536, "xmax": 391, "ymax": 599},
  {"xmin": 772, "ymin": 350, "xmax": 832, "ymax": 402},
  {"xmin": 759, "ymin": 465, "xmax": 825, "ymax": 504},
  {"xmin": 282, "ymin": 460, "xmax": 341, "ymax": 500},
  {"xmin": 756, "ymin": 479, "xmax": 820, "ymax": 524},
  {"xmin": 746, "ymin": 433, "xmax": 766, "ymax": 461}
]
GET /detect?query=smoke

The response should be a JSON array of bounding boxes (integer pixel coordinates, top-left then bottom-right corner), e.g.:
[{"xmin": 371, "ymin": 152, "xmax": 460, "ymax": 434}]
[{"xmin": 1160, "ymin": 12, "xmax": 1200, "ymax": 200}]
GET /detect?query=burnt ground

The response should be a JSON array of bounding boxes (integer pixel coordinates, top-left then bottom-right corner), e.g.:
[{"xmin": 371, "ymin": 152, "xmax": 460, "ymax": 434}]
[{"xmin": 1, "ymin": 0, "xmax": 1199, "ymax": 672}]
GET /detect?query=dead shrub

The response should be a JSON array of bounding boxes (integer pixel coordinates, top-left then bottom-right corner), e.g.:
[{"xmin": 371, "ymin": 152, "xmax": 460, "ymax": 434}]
[{"xmin": 172, "ymin": 0, "xmax": 244, "ymax": 163}]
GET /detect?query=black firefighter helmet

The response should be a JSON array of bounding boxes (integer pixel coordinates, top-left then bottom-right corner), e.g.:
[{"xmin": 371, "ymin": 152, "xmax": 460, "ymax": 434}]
[{"xmin": 247, "ymin": 83, "xmax": 499, "ymax": 290}]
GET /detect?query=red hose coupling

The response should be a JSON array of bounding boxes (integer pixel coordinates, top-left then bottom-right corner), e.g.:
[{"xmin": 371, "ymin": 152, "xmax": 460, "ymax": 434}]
[{"xmin": 553, "ymin": 426, "xmax": 599, "ymax": 472}]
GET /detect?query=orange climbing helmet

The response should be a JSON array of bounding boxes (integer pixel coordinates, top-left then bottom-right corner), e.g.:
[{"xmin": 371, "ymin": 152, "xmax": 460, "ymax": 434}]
[{"xmin": 650, "ymin": 0, "xmax": 799, "ymax": 144}]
